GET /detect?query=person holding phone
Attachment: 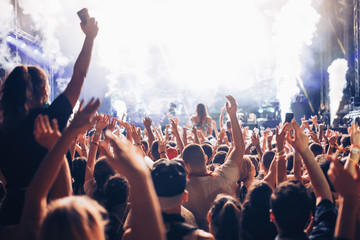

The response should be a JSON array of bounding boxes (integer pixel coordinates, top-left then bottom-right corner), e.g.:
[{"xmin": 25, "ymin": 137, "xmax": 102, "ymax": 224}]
[{"xmin": 0, "ymin": 10, "xmax": 98, "ymax": 226}]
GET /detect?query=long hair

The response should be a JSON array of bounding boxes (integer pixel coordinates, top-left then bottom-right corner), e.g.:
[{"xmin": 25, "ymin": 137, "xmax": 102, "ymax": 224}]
[
  {"xmin": 40, "ymin": 196, "xmax": 108, "ymax": 240},
  {"xmin": 209, "ymin": 195, "xmax": 242, "ymax": 240},
  {"xmin": 0, "ymin": 66, "xmax": 49, "ymax": 129},
  {"xmin": 195, "ymin": 103, "xmax": 209, "ymax": 123}
]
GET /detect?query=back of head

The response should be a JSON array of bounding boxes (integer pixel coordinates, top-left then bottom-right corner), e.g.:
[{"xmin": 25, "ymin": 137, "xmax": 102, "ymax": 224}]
[
  {"xmin": 270, "ymin": 180, "xmax": 313, "ymax": 235},
  {"xmin": 0, "ymin": 66, "xmax": 48, "ymax": 129},
  {"xmin": 243, "ymin": 181, "xmax": 273, "ymax": 215},
  {"xmin": 40, "ymin": 196, "xmax": 107, "ymax": 240},
  {"xmin": 217, "ymin": 144, "xmax": 229, "ymax": 153},
  {"xmin": 94, "ymin": 158, "xmax": 115, "ymax": 187},
  {"xmin": 151, "ymin": 158, "xmax": 186, "ymax": 210},
  {"xmin": 209, "ymin": 195, "xmax": 242, "ymax": 240},
  {"xmin": 104, "ymin": 176, "xmax": 129, "ymax": 209},
  {"xmin": 340, "ymin": 134, "xmax": 351, "ymax": 148},
  {"xmin": 72, "ymin": 157, "xmax": 87, "ymax": 195},
  {"xmin": 309, "ymin": 143, "xmax": 323, "ymax": 157},
  {"xmin": 262, "ymin": 151, "xmax": 275, "ymax": 172},
  {"xmin": 202, "ymin": 143, "xmax": 213, "ymax": 162},
  {"xmin": 182, "ymin": 143, "xmax": 206, "ymax": 172},
  {"xmin": 213, "ymin": 151, "xmax": 227, "ymax": 165},
  {"xmin": 151, "ymin": 140, "xmax": 160, "ymax": 161},
  {"xmin": 242, "ymin": 181, "xmax": 276, "ymax": 240},
  {"xmin": 93, "ymin": 158, "xmax": 115, "ymax": 202}
]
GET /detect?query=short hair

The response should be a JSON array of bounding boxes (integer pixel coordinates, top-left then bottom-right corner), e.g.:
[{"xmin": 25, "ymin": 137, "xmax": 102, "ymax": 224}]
[
  {"xmin": 72, "ymin": 157, "xmax": 87, "ymax": 195},
  {"xmin": 182, "ymin": 144, "xmax": 206, "ymax": 170},
  {"xmin": 309, "ymin": 143, "xmax": 323, "ymax": 157},
  {"xmin": 209, "ymin": 195, "xmax": 242, "ymax": 240},
  {"xmin": 201, "ymin": 143, "xmax": 213, "ymax": 163},
  {"xmin": 151, "ymin": 140, "xmax": 160, "ymax": 161},
  {"xmin": 40, "ymin": 196, "xmax": 107, "ymax": 240},
  {"xmin": 340, "ymin": 134, "xmax": 351, "ymax": 148},
  {"xmin": 262, "ymin": 151, "xmax": 275, "ymax": 171},
  {"xmin": 270, "ymin": 180, "xmax": 313, "ymax": 235},
  {"xmin": 213, "ymin": 151, "xmax": 227, "ymax": 165},
  {"xmin": 217, "ymin": 144, "xmax": 229, "ymax": 153}
]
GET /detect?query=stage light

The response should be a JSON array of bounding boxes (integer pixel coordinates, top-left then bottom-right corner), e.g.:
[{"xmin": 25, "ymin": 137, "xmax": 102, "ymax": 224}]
[
  {"xmin": 6, "ymin": 36, "xmax": 12, "ymax": 42},
  {"xmin": 21, "ymin": 43, "xmax": 26, "ymax": 48}
]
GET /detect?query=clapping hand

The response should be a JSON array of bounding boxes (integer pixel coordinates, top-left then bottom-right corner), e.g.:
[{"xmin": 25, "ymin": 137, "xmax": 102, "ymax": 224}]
[{"xmin": 34, "ymin": 115, "xmax": 61, "ymax": 150}]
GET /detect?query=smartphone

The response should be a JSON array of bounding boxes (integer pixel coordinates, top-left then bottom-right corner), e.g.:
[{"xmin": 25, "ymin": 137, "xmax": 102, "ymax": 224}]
[
  {"xmin": 77, "ymin": 8, "xmax": 89, "ymax": 25},
  {"xmin": 285, "ymin": 112, "xmax": 294, "ymax": 123}
]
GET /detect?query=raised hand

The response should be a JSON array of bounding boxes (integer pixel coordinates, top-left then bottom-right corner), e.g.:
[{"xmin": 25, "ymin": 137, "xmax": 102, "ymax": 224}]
[
  {"xmin": 131, "ymin": 123, "xmax": 142, "ymax": 144},
  {"xmin": 95, "ymin": 114, "xmax": 109, "ymax": 131},
  {"xmin": 108, "ymin": 117, "xmax": 117, "ymax": 132},
  {"xmin": 68, "ymin": 98, "xmax": 101, "ymax": 135},
  {"xmin": 276, "ymin": 123, "xmax": 288, "ymax": 147},
  {"xmin": 100, "ymin": 131, "xmax": 148, "ymax": 181},
  {"xmin": 350, "ymin": 123, "xmax": 360, "ymax": 146},
  {"xmin": 225, "ymin": 95, "xmax": 238, "ymax": 116},
  {"xmin": 286, "ymin": 119, "xmax": 309, "ymax": 154},
  {"xmin": 328, "ymin": 155, "xmax": 360, "ymax": 198},
  {"xmin": 34, "ymin": 115, "xmax": 61, "ymax": 149},
  {"xmin": 251, "ymin": 132, "xmax": 260, "ymax": 147},
  {"xmin": 143, "ymin": 116, "xmax": 153, "ymax": 129},
  {"xmin": 81, "ymin": 17, "xmax": 99, "ymax": 39},
  {"xmin": 311, "ymin": 115, "xmax": 318, "ymax": 129},
  {"xmin": 158, "ymin": 139, "xmax": 167, "ymax": 155}
]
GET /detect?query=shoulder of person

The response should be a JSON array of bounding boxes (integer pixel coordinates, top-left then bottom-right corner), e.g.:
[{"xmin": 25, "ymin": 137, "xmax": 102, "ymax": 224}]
[{"xmin": 196, "ymin": 230, "xmax": 214, "ymax": 240}]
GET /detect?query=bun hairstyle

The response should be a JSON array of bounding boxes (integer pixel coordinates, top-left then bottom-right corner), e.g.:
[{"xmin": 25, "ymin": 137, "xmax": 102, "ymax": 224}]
[
  {"xmin": 209, "ymin": 195, "xmax": 242, "ymax": 240},
  {"xmin": 0, "ymin": 66, "xmax": 48, "ymax": 129}
]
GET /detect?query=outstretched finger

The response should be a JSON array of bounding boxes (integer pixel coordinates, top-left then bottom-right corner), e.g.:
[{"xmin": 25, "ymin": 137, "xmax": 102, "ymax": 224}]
[{"xmin": 52, "ymin": 118, "xmax": 59, "ymax": 133}]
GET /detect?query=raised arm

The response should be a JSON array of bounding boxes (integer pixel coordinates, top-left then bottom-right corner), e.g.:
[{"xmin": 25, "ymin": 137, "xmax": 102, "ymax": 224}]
[
  {"xmin": 21, "ymin": 99, "xmax": 100, "ymax": 226},
  {"xmin": 225, "ymin": 95, "xmax": 245, "ymax": 168},
  {"xmin": 219, "ymin": 106, "xmax": 225, "ymax": 129},
  {"xmin": 101, "ymin": 132, "xmax": 165, "ymax": 240},
  {"xmin": 143, "ymin": 116, "xmax": 155, "ymax": 149},
  {"xmin": 275, "ymin": 123, "xmax": 288, "ymax": 185},
  {"xmin": 345, "ymin": 123, "xmax": 360, "ymax": 177},
  {"xmin": 63, "ymin": 17, "xmax": 99, "ymax": 108},
  {"xmin": 328, "ymin": 156, "xmax": 360, "ymax": 240},
  {"xmin": 170, "ymin": 118, "xmax": 184, "ymax": 156},
  {"xmin": 85, "ymin": 114, "xmax": 109, "ymax": 183},
  {"xmin": 287, "ymin": 119, "xmax": 332, "ymax": 205}
]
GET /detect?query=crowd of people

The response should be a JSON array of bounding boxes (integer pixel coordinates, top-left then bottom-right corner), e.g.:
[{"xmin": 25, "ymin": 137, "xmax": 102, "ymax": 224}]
[{"xmin": 0, "ymin": 13, "xmax": 360, "ymax": 240}]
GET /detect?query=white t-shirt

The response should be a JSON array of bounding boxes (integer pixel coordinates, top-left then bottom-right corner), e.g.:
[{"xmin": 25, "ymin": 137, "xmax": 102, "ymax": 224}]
[{"xmin": 183, "ymin": 159, "xmax": 239, "ymax": 230}]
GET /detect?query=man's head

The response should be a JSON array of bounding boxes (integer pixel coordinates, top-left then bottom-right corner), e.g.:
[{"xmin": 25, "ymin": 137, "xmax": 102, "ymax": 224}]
[
  {"xmin": 309, "ymin": 143, "xmax": 323, "ymax": 157},
  {"xmin": 151, "ymin": 158, "xmax": 187, "ymax": 210},
  {"xmin": 270, "ymin": 180, "xmax": 313, "ymax": 235},
  {"xmin": 262, "ymin": 151, "xmax": 275, "ymax": 173},
  {"xmin": 201, "ymin": 143, "xmax": 213, "ymax": 164},
  {"xmin": 182, "ymin": 143, "xmax": 207, "ymax": 173}
]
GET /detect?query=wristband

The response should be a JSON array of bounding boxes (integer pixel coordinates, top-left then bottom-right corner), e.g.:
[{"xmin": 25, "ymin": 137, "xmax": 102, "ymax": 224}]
[
  {"xmin": 348, "ymin": 157, "xmax": 358, "ymax": 164},
  {"xmin": 91, "ymin": 141, "xmax": 99, "ymax": 146},
  {"xmin": 351, "ymin": 146, "xmax": 360, "ymax": 154},
  {"xmin": 135, "ymin": 142, "xmax": 142, "ymax": 146},
  {"xmin": 159, "ymin": 151, "xmax": 167, "ymax": 155}
]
